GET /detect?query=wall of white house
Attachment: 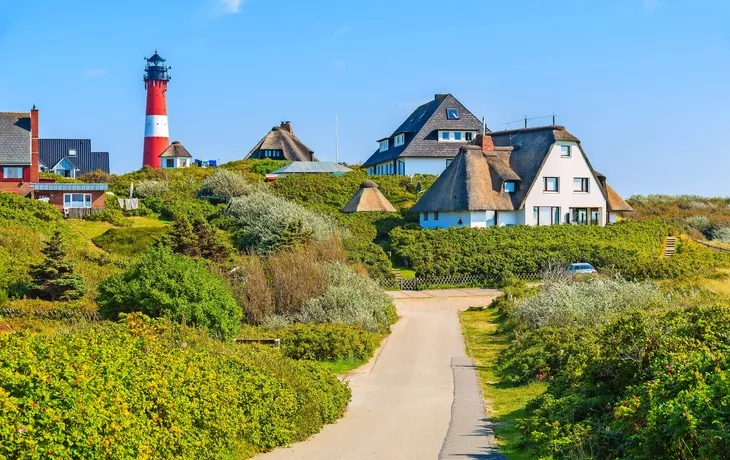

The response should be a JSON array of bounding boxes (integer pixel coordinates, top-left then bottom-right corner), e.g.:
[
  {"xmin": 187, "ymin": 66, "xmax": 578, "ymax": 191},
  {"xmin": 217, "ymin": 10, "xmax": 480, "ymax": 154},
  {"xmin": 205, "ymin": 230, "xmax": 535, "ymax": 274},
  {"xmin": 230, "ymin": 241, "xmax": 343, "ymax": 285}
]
[
  {"xmin": 403, "ymin": 157, "xmax": 453, "ymax": 176},
  {"xmin": 522, "ymin": 141, "xmax": 607, "ymax": 226},
  {"xmin": 368, "ymin": 157, "xmax": 454, "ymax": 177},
  {"xmin": 608, "ymin": 212, "xmax": 619, "ymax": 224},
  {"xmin": 419, "ymin": 211, "xmax": 471, "ymax": 229},
  {"xmin": 497, "ymin": 210, "xmax": 521, "ymax": 226}
]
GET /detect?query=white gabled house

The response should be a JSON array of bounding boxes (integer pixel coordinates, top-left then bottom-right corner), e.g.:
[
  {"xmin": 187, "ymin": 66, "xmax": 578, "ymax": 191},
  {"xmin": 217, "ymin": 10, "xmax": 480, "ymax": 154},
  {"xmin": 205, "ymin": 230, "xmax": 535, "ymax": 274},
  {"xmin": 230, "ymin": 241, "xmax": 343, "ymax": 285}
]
[
  {"xmin": 159, "ymin": 141, "xmax": 192, "ymax": 169},
  {"xmin": 411, "ymin": 126, "xmax": 632, "ymax": 228}
]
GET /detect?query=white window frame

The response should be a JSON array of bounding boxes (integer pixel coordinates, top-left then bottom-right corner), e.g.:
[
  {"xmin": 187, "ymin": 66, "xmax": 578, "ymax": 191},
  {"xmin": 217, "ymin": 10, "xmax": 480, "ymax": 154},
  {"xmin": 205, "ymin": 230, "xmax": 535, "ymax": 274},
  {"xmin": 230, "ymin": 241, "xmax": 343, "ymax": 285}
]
[
  {"xmin": 394, "ymin": 134, "xmax": 405, "ymax": 147},
  {"xmin": 453, "ymin": 132, "xmax": 462, "ymax": 141},
  {"xmin": 439, "ymin": 131, "xmax": 473, "ymax": 142},
  {"xmin": 63, "ymin": 193, "xmax": 92, "ymax": 209},
  {"xmin": 3, "ymin": 166, "xmax": 24, "ymax": 179},
  {"xmin": 379, "ymin": 140, "xmax": 389, "ymax": 152},
  {"xmin": 68, "ymin": 148, "xmax": 77, "ymax": 157}
]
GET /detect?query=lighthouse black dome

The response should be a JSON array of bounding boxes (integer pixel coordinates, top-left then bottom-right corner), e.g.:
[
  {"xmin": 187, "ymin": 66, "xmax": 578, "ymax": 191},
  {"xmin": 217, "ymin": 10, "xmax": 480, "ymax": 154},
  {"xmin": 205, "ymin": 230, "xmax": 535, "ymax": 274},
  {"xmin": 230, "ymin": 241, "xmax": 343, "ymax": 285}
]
[{"xmin": 144, "ymin": 50, "xmax": 170, "ymax": 82}]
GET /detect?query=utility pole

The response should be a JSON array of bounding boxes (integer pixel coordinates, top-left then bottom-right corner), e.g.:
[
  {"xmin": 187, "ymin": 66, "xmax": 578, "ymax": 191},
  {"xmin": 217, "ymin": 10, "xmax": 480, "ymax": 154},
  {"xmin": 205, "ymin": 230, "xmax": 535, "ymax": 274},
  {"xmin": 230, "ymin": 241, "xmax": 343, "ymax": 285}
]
[{"xmin": 335, "ymin": 114, "xmax": 340, "ymax": 163}]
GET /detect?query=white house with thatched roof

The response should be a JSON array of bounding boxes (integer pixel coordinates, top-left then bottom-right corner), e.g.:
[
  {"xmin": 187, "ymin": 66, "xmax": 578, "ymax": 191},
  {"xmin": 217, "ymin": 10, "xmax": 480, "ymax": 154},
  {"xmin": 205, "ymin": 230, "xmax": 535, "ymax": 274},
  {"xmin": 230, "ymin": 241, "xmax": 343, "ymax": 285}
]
[
  {"xmin": 159, "ymin": 141, "xmax": 192, "ymax": 169},
  {"xmin": 411, "ymin": 126, "xmax": 632, "ymax": 229}
]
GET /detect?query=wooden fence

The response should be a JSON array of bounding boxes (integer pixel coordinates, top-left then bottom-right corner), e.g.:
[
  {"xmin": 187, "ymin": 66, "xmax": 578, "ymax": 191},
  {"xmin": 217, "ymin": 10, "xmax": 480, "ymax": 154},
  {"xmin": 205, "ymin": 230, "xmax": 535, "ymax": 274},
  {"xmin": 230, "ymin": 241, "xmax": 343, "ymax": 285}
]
[
  {"xmin": 380, "ymin": 273, "xmax": 541, "ymax": 291},
  {"xmin": 65, "ymin": 208, "xmax": 105, "ymax": 219}
]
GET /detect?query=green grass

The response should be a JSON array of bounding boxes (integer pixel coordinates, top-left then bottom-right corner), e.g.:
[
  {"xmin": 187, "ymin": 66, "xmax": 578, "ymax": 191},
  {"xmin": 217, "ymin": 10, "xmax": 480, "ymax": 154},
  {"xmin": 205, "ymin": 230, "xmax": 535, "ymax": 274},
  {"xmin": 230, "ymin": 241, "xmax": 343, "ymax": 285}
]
[
  {"xmin": 318, "ymin": 358, "xmax": 367, "ymax": 374},
  {"xmin": 460, "ymin": 308, "xmax": 546, "ymax": 459},
  {"xmin": 129, "ymin": 216, "xmax": 170, "ymax": 227},
  {"xmin": 67, "ymin": 219, "xmax": 114, "ymax": 240},
  {"xmin": 92, "ymin": 226, "xmax": 169, "ymax": 257}
]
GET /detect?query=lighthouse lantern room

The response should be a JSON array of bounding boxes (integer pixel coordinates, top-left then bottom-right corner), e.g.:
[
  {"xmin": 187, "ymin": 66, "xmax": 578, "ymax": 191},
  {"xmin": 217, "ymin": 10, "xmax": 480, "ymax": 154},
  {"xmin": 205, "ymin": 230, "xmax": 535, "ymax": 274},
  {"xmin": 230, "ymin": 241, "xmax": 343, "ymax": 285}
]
[{"xmin": 142, "ymin": 51, "xmax": 171, "ymax": 169}]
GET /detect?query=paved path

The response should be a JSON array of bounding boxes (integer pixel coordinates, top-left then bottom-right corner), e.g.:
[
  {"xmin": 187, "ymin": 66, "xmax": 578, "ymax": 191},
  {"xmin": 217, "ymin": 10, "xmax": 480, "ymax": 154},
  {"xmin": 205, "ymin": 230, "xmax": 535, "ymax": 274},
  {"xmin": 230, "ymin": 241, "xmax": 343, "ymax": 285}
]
[{"xmin": 255, "ymin": 290, "xmax": 502, "ymax": 460}]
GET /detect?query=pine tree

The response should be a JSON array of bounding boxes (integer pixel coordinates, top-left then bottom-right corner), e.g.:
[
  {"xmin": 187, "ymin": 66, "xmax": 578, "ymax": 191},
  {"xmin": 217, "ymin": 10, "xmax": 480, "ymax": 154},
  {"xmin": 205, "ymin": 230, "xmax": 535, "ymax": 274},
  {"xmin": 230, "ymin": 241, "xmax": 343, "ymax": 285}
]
[
  {"xmin": 28, "ymin": 231, "xmax": 86, "ymax": 301},
  {"xmin": 193, "ymin": 217, "xmax": 230, "ymax": 263}
]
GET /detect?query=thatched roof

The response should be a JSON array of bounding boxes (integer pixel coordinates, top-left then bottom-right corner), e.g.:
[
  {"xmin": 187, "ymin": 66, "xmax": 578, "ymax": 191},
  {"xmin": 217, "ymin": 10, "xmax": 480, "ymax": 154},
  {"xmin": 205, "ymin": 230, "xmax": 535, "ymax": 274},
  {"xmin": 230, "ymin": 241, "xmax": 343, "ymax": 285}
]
[
  {"xmin": 606, "ymin": 183, "xmax": 633, "ymax": 212},
  {"xmin": 413, "ymin": 125, "xmax": 632, "ymax": 214},
  {"xmin": 245, "ymin": 122, "xmax": 317, "ymax": 162},
  {"xmin": 341, "ymin": 181, "xmax": 397, "ymax": 213},
  {"xmin": 412, "ymin": 145, "xmax": 518, "ymax": 212},
  {"xmin": 159, "ymin": 141, "xmax": 192, "ymax": 158}
]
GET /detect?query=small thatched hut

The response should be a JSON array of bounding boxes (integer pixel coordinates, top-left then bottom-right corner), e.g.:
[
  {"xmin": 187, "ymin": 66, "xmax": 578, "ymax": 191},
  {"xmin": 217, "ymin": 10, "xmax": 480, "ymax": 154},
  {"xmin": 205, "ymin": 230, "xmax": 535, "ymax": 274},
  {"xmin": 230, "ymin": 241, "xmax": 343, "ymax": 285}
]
[{"xmin": 341, "ymin": 180, "xmax": 397, "ymax": 213}]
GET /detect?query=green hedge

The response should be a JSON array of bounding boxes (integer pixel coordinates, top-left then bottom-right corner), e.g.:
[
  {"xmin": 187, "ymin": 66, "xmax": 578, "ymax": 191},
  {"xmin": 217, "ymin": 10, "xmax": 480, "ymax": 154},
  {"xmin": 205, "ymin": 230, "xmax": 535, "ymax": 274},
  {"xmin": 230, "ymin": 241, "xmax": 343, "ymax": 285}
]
[
  {"xmin": 0, "ymin": 314, "xmax": 350, "ymax": 459},
  {"xmin": 280, "ymin": 324, "xmax": 378, "ymax": 362},
  {"xmin": 390, "ymin": 221, "xmax": 730, "ymax": 280}
]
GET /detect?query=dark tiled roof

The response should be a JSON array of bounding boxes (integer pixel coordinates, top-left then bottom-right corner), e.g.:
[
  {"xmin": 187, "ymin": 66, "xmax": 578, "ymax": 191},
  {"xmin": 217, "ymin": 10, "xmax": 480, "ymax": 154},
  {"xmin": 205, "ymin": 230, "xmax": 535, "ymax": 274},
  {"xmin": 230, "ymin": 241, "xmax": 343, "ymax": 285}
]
[
  {"xmin": 148, "ymin": 53, "xmax": 165, "ymax": 62},
  {"xmin": 159, "ymin": 141, "xmax": 192, "ymax": 158},
  {"xmin": 245, "ymin": 122, "xmax": 317, "ymax": 161},
  {"xmin": 39, "ymin": 139, "xmax": 110, "ymax": 175},
  {"xmin": 0, "ymin": 112, "xmax": 31, "ymax": 165},
  {"xmin": 362, "ymin": 94, "xmax": 484, "ymax": 167}
]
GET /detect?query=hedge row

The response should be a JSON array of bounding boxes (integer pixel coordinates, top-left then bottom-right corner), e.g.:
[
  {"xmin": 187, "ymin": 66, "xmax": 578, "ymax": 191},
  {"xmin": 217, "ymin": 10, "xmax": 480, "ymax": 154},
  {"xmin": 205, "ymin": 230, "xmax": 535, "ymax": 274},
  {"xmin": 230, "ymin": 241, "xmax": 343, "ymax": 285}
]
[
  {"xmin": 390, "ymin": 221, "xmax": 730, "ymax": 280},
  {"xmin": 0, "ymin": 314, "xmax": 350, "ymax": 459}
]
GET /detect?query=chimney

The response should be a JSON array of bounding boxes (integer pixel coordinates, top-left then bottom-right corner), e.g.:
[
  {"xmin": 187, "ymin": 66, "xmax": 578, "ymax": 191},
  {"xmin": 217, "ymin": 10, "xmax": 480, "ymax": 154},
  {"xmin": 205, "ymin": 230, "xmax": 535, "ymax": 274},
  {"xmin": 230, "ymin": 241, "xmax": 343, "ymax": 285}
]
[
  {"xmin": 280, "ymin": 121, "xmax": 293, "ymax": 134},
  {"xmin": 30, "ymin": 105, "xmax": 39, "ymax": 183},
  {"xmin": 434, "ymin": 94, "xmax": 448, "ymax": 100},
  {"xmin": 477, "ymin": 134, "xmax": 494, "ymax": 153}
]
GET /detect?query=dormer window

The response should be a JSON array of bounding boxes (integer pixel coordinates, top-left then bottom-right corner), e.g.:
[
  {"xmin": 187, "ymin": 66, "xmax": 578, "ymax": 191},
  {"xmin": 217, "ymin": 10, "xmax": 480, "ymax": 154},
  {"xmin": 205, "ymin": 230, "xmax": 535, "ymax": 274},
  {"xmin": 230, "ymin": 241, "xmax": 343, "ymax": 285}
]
[
  {"xmin": 439, "ymin": 131, "xmax": 476, "ymax": 142},
  {"xmin": 68, "ymin": 149, "xmax": 77, "ymax": 157},
  {"xmin": 446, "ymin": 108, "xmax": 459, "ymax": 120},
  {"xmin": 441, "ymin": 131, "xmax": 450, "ymax": 141},
  {"xmin": 453, "ymin": 132, "xmax": 462, "ymax": 141},
  {"xmin": 379, "ymin": 139, "xmax": 389, "ymax": 152},
  {"xmin": 394, "ymin": 134, "xmax": 405, "ymax": 147},
  {"xmin": 503, "ymin": 181, "xmax": 516, "ymax": 193}
]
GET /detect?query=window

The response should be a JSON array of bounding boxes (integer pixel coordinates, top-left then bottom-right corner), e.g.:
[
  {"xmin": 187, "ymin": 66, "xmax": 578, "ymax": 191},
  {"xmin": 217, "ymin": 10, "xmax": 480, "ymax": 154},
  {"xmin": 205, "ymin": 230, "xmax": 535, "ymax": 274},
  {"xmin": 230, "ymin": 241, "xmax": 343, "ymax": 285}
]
[
  {"xmin": 574, "ymin": 177, "xmax": 589, "ymax": 192},
  {"xmin": 553, "ymin": 207, "xmax": 561, "ymax": 224},
  {"xmin": 3, "ymin": 167, "xmax": 23, "ymax": 179},
  {"xmin": 533, "ymin": 207, "xmax": 539, "ymax": 224},
  {"xmin": 571, "ymin": 208, "xmax": 588, "ymax": 224},
  {"xmin": 465, "ymin": 132, "xmax": 473, "ymax": 142},
  {"xmin": 590, "ymin": 208, "xmax": 600, "ymax": 225},
  {"xmin": 394, "ymin": 134, "xmax": 405, "ymax": 147},
  {"xmin": 544, "ymin": 177, "xmax": 559, "ymax": 192},
  {"xmin": 63, "ymin": 193, "xmax": 92, "ymax": 209},
  {"xmin": 503, "ymin": 181, "xmax": 516, "ymax": 193},
  {"xmin": 423, "ymin": 212, "xmax": 429, "ymax": 221},
  {"xmin": 165, "ymin": 158, "xmax": 175, "ymax": 168},
  {"xmin": 453, "ymin": 132, "xmax": 462, "ymax": 141},
  {"xmin": 379, "ymin": 140, "xmax": 389, "ymax": 152},
  {"xmin": 434, "ymin": 211, "xmax": 439, "ymax": 221},
  {"xmin": 446, "ymin": 108, "xmax": 459, "ymax": 120},
  {"xmin": 560, "ymin": 145, "xmax": 571, "ymax": 157},
  {"xmin": 441, "ymin": 131, "xmax": 450, "ymax": 141},
  {"xmin": 397, "ymin": 160, "xmax": 405, "ymax": 175},
  {"xmin": 68, "ymin": 149, "xmax": 77, "ymax": 157},
  {"xmin": 446, "ymin": 159, "xmax": 453, "ymax": 168}
]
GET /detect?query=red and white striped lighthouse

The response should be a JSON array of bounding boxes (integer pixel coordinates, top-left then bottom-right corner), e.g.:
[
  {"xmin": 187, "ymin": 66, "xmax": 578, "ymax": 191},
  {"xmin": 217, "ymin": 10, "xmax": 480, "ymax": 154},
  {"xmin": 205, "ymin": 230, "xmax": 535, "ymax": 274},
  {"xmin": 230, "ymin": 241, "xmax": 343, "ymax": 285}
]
[{"xmin": 142, "ymin": 51, "xmax": 171, "ymax": 169}]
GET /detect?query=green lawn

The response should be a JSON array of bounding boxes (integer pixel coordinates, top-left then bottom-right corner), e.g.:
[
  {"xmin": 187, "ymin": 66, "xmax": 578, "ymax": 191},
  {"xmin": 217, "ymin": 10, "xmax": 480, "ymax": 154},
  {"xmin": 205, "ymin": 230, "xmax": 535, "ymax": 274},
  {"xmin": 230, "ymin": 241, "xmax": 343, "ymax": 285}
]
[
  {"xmin": 460, "ymin": 308, "xmax": 546, "ymax": 459},
  {"xmin": 319, "ymin": 358, "xmax": 367, "ymax": 374}
]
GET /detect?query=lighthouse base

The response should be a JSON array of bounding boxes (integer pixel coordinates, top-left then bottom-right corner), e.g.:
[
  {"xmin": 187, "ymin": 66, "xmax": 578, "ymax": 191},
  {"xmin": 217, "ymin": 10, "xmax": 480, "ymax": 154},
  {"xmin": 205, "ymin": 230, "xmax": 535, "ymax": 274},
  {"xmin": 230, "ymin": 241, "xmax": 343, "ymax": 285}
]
[{"xmin": 143, "ymin": 137, "xmax": 170, "ymax": 169}]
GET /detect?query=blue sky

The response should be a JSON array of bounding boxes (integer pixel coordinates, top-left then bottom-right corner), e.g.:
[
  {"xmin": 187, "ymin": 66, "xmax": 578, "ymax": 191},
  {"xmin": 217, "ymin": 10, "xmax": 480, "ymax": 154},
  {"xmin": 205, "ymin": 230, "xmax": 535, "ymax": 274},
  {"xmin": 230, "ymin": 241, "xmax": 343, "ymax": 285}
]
[{"xmin": 0, "ymin": 0, "xmax": 728, "ymax": 196}]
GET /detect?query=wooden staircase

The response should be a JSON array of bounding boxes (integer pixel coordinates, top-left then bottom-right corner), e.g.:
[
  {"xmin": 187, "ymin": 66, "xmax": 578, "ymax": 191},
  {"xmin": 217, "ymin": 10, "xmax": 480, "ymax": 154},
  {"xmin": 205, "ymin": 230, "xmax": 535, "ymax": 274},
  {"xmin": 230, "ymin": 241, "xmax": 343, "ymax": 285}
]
[
  {"xmin": 664, "ymin": 237, "xmax": 677, "ymax": 258},
  {"xmin": 391, "ymin": 269, "xmax": 404, "ymax": 281}
]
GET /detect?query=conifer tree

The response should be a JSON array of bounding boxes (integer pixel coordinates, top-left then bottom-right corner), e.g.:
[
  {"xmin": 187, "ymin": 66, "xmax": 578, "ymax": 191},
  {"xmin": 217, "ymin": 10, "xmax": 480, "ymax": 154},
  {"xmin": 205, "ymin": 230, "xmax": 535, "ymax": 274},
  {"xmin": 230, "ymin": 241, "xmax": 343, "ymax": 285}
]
[{"xmin": 28, "ymin": 231, "xmax": 86, "ymax": 301}]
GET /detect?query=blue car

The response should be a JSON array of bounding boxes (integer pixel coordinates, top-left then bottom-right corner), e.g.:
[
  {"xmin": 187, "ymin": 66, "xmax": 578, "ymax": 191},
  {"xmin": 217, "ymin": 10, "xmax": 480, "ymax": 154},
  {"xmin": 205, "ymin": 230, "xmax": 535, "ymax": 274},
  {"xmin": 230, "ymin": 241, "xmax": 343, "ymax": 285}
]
[{"xmin": 568, "ymin": 263, "xmax": 597, "ymax": 275}]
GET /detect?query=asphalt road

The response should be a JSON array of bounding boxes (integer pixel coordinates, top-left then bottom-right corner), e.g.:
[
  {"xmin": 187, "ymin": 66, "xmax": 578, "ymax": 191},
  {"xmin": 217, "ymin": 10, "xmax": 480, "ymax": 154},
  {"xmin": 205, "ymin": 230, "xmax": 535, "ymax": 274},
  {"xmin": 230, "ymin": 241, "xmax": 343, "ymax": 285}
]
[{"xmin": 255, "ymin": 289, "xmax": 503, "ymax": 460}]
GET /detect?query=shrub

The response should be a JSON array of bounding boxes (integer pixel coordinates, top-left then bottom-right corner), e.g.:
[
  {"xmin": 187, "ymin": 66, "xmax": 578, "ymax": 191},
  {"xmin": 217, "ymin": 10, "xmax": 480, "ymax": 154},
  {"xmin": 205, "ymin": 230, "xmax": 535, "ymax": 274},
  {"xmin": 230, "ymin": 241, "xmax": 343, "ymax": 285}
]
[
  {"xmin": 83, "ymin": 208, "xmax": 133, "ymax": 227},
  {"xmin": 280, "ymin": 323, "xmax": 377, "ymax": 362},
  {"xmin": 711, "ymin": 226, "xmax": 730, "ymax": 243},
  {"xmin": 199, "ymin": 169, "xmax": 249, "ymax": 199},
  {"xmin": 514, "ymin": 277, "xmax": 664, "ymax": 329},
  {"xmin": 277, "ymin": 262, "xmax": 395, "ymax": 332},
  {"xmin": 517, "ymin": 305, "xmax": 730, "ymax": 459},
  {"xmin": 0, "ymin": 313, "xmax": 350, "ymax": 459},
  {"xmin": 92, "ymin": 226, "xmax": 169, "ymax": 257},
  {"xmin": 266, "ymin": 246, "xmax": 330, "ymax": 315},
  {"xmin": 98, "ymin": 246, "xmax": 242, "ymax": 339},
  {"xmin": 0, "ymin": 192, "xmax": 63, "ymax": 233},
  {"xmin": 134, "ymin": 180, "xmax": 169, "ymax": 198},
  {"xmin": 228, "ymin": 189, "xmax": 338, "ymax": 254},
  {"xmin": 78, "ymin": 169, "xmax": 116, "ymax": 183},
  {"xmin": 27, "ymin": 231, "xmax": 86, "ymax": 301},
  {"xmin": 159, "ymin": 215, "xmax": 231, "ymax": 262}
]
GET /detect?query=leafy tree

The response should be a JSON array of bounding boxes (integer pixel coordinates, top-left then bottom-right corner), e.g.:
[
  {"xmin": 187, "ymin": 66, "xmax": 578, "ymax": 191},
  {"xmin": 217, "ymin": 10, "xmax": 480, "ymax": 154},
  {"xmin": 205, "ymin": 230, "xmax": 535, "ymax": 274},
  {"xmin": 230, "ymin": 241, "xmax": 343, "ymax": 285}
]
[
  {"xmin": 27, "ymin": 231, "xmax": 86, "ymax": 301},
  {"xmin": 97, "ymin": 246, "xmax": 241, "ymax": 339}
]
